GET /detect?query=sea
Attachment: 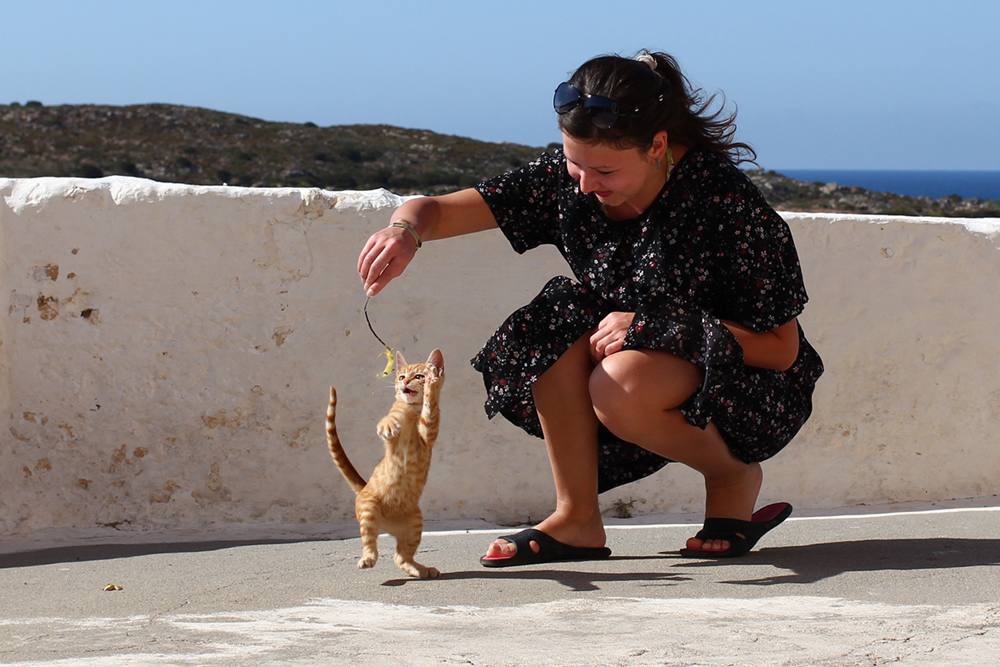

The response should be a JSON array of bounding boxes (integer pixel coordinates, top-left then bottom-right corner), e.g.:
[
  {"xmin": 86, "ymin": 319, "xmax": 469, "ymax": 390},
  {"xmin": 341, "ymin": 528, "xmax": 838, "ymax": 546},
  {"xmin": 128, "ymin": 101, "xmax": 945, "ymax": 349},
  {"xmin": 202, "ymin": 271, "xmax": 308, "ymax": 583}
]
[{"xmin": 776, "ymin": 170, "xmax": 1000, "ymax": 201}]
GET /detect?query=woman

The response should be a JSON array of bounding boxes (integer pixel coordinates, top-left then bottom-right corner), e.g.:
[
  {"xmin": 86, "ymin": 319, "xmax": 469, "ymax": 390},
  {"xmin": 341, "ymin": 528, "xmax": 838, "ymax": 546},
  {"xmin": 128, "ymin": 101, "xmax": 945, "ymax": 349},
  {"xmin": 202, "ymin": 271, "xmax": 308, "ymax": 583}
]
[{"xmin": 358, "ymin": 50, "xmax": 823, "ymax": 566}]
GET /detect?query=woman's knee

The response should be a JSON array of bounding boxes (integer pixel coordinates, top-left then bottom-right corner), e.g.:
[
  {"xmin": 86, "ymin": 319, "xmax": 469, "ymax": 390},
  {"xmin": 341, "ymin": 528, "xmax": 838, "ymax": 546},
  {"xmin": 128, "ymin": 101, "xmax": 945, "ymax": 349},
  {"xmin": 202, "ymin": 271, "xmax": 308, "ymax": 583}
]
[
  {"xmin": 588, "ymin": 355, "xmax": 643, "ymax": 432},
  {"xmin": 588, "ymin": 350, "xmax": 703, "ymax": 435}
]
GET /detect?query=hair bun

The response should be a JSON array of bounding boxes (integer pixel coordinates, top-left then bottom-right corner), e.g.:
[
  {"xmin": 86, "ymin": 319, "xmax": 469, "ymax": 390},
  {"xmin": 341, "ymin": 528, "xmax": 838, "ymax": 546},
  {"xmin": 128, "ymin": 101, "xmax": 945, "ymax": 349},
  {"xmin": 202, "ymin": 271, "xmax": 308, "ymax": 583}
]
[{"xmin": 635, "ymin": 51, "xmax": 657, "ymax": 71}]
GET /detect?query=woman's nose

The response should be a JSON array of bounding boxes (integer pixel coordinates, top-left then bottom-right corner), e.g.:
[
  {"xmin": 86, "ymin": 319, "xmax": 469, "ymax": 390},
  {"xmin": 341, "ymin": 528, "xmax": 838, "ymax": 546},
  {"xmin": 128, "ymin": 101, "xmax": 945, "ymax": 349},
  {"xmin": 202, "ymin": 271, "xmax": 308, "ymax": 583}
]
[{"xmin": 577, "ymin": 171, "xmax": 598, "ymax": 193}]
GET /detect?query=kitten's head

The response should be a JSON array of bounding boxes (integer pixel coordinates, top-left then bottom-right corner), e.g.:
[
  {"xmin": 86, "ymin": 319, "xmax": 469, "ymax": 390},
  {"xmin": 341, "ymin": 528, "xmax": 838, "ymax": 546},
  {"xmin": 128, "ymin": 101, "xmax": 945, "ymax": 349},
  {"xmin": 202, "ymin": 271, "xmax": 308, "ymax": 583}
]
[{"xmin": 394, "ymin": 349, "xmax": 444, "ymax": 405}]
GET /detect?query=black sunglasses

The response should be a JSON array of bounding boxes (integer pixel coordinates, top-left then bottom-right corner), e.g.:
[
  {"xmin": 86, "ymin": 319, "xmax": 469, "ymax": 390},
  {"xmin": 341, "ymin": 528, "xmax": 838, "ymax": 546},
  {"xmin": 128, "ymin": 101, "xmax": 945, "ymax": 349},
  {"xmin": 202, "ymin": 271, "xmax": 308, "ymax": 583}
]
[{"xmin": 553, "ymin": 82, "xmax": 642, "ymax": 130}]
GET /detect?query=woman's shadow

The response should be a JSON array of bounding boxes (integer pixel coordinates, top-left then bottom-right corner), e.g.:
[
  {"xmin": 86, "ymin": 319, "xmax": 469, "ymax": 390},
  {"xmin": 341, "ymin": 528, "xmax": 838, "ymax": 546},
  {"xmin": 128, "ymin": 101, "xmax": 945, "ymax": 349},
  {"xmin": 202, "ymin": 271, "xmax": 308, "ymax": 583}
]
[
  {"xmin": 684, "ymin": 536, "xmax": 1000, "ymax": 586},
  {"xmin": 382, "ymin": 537, "xmax": 1000, "ymax": 590},
  {"xmin": 382, "ymin": 553, "xmax": 690, "ymax": 592}
]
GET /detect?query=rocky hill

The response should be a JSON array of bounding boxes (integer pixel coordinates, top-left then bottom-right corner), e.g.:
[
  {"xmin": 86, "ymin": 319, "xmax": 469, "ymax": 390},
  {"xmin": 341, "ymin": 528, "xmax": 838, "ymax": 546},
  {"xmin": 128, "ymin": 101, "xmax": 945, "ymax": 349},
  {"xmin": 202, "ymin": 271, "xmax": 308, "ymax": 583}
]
[
  {"xmin": 745, "ymin": 168, "xmax": 998, "ymax": 218},
  {"xmin": 0, "ymin": 103, "xmax": 539, "ymax": 193},
  {"xmin": 2, "ymin": 102, "xmax": 997, "ymax": 217}
]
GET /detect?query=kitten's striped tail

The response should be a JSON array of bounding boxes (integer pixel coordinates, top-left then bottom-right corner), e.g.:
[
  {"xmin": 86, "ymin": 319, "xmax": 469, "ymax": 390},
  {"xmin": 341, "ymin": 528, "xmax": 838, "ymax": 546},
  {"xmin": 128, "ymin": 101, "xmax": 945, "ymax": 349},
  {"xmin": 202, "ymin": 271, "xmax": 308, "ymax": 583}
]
[{"xmin": 326, "ymin": 386, "xmax": 367, "ymax": 494}]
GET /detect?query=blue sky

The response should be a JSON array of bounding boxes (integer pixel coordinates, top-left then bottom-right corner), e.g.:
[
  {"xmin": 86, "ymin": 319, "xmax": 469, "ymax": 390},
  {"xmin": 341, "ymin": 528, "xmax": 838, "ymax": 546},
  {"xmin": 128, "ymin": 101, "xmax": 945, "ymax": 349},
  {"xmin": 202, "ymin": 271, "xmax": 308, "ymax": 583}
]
[{"xmin": 3, "ymin": 0, "xmax": 998, "ymax": 170}]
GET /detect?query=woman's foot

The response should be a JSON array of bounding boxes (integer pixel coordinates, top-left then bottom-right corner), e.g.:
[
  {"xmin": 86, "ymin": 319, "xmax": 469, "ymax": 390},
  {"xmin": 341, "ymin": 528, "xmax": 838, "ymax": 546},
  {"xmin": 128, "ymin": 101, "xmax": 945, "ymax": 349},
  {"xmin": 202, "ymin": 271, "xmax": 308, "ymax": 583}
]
[
  {"xmin": 484, "ymin": 509, "xmax": 607, "ymax": 560},
  {"xmin": 685, "ymin": 462, "xmax": 763, "ymax": 553}
]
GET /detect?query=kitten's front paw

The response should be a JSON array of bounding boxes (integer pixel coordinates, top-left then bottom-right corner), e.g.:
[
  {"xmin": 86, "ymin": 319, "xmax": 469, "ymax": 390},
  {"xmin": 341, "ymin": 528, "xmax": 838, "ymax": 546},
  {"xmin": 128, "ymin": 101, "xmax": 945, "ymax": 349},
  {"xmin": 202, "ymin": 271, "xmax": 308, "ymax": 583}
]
[
  {"xmin": 426, "ymin": 364, "xmax": 443, "ymax": 386},
  {"xmin": 376, "ymin": 416, "xmax": 401, "ymax": 440},
  {"xmin": 358, "ymin": 555, "xmax": 377, "ymax": 569}
]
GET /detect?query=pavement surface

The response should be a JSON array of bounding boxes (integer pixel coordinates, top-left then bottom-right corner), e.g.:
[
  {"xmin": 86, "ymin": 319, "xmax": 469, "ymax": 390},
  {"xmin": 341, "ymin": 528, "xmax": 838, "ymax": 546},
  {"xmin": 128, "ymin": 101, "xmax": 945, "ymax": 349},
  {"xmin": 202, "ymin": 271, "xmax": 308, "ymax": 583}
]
[{"xmin": 1, "ymin": 503, "xmax": 999, "ymax": 666}]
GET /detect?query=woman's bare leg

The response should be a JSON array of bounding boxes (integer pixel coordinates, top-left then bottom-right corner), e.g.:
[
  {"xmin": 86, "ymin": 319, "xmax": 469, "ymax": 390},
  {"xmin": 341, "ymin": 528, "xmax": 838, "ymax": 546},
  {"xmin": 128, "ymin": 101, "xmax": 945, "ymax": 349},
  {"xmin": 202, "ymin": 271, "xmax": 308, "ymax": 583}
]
[
  {"xmin": 484, "ymin": 336, "xmax": 606, "ymax": 559},
  {"xmin": 590, "ymin": 349, "xmax": 763, "ymax": 552}
]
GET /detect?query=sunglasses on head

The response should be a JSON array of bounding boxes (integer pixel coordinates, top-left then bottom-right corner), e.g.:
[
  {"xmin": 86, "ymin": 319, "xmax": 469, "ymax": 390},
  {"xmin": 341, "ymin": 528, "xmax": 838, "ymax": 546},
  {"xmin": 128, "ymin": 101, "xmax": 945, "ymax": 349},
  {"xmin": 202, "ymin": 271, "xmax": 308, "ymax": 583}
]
[{"xmin": 553, "ymin": 82, "xmax": 642, "ymax": 130}]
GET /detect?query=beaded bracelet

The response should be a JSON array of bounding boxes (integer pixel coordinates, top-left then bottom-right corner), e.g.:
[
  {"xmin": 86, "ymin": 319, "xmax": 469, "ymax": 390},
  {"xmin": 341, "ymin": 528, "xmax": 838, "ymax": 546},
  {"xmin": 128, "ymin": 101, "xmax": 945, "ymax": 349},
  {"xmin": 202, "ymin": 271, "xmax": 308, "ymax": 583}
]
[{"xmin": 390, "ymin": 221, "xmax": 422, "ymax": 249}]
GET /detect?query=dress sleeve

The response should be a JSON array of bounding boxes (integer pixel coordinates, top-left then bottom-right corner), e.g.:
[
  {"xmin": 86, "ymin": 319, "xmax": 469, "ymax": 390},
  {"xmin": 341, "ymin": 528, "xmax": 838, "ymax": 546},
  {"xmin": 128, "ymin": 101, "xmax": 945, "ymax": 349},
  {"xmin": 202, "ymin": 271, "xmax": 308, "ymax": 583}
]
[
  {"xmin": 475, "ymin": 150, "xmax": 564, "ymax": 254},
  {"xmin": 713, "ymin": 171, "xmax": 808, "ymax": 332}
]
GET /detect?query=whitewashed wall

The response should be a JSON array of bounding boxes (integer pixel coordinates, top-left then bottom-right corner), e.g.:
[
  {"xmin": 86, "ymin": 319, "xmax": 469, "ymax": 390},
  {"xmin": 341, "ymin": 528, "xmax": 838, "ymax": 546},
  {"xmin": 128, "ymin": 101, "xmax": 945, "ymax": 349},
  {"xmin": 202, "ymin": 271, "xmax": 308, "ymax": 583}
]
[{"xmin": 1, "ymin": 176, "xmax": 998, "ymax": 541}]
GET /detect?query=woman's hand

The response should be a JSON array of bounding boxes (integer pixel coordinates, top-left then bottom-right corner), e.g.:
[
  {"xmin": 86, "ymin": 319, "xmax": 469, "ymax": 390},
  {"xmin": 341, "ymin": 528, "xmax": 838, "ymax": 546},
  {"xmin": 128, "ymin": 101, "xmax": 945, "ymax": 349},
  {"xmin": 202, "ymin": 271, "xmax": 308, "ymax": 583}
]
[
  {"xmin": 356, "ymin": 189, "xmax": 500, "ymax": 297},
  {"xmin": 589, "ymin": 311, "xmax": 635, "ymax": 360},
  {"xmin": 357, "ymin": 225, "xmax": 419, "ymax": 296}
]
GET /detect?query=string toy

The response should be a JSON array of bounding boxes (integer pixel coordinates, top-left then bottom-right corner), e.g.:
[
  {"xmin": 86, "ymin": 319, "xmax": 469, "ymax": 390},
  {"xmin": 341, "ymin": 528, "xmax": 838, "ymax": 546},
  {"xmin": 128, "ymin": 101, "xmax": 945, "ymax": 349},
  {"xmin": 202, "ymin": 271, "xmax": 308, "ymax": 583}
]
[{"xmin": 364, "ymin": 296, "xmax": 395, "ymax": 378}]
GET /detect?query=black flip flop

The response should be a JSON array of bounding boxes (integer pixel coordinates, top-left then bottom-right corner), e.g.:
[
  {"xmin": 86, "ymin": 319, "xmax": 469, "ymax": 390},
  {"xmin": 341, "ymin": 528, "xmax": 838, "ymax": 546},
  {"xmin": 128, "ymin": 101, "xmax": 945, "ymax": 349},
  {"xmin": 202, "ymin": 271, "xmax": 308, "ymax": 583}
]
[
  {"xmin": 679, "ymin": 502, "xmax": 793, "ymax": 559},
  {"xmin": 480, "ymin": 528, "xmax": 612, "ymax": 568}
]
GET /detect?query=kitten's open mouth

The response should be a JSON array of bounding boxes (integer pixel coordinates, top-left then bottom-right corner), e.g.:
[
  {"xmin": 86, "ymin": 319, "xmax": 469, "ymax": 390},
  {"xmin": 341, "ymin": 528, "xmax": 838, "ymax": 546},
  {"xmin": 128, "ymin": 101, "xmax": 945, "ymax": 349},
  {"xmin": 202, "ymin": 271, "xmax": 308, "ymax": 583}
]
[{"xmin": 403, "ymin": 388, "xmax": 417, "ymax": 396}]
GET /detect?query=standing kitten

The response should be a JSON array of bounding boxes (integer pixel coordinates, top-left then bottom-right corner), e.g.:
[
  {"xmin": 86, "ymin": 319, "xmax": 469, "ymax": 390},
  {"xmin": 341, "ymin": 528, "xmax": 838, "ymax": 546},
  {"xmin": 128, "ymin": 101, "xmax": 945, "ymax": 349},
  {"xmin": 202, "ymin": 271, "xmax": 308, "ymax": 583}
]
[{"xmin": 326, "ymin": 348, "xmax": 444, "ymax": 579}]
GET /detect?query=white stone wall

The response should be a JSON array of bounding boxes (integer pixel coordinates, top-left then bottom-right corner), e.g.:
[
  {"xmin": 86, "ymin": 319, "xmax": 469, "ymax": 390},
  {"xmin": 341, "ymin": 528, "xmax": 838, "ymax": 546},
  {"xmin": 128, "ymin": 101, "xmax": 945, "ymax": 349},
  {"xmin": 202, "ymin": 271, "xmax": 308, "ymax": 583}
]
[{"xmin": 1, "ymin": 176, "xmax": 998, "ymax": 540}]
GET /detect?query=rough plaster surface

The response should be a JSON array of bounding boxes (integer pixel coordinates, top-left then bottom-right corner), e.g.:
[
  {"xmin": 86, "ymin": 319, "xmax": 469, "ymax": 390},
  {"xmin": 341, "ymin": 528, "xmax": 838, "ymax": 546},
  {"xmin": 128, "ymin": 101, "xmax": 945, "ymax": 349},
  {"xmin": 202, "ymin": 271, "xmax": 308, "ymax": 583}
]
[{"xmin": 1, "ymin": 176, "xmax": 998, "ymax": 540}]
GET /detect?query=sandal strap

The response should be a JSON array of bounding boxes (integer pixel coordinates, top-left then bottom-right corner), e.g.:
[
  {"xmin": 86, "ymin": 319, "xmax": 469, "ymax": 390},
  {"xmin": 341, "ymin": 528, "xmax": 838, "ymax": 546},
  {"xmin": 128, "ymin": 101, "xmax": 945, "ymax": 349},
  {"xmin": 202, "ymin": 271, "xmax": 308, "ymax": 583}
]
[{"xmin": 692, "ymin": 518, "xmax": 754, "ymax": 544}]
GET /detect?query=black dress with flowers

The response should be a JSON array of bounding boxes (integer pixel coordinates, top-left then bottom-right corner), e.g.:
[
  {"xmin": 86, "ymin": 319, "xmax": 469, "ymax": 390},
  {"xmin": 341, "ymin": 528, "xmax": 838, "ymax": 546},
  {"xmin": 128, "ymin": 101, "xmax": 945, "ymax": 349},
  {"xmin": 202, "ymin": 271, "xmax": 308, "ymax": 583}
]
[{"xmin": 471, "ymin": 147, "xmax": 823, "ymax": 493}]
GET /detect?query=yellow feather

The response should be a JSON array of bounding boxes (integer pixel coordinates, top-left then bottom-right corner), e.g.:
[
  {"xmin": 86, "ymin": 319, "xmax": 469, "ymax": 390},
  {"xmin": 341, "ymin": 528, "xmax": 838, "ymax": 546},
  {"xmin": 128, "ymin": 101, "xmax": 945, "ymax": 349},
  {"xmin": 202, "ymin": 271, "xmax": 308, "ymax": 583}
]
[{"xmin": 378, "ymin": 345, "xmax": 395, "ymax": 378}]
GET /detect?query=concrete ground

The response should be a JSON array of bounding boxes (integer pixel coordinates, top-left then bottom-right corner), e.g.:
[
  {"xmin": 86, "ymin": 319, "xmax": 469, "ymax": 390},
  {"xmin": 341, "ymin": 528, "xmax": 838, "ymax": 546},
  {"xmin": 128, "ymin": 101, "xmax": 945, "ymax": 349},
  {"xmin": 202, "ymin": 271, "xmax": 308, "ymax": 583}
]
[{"xmin": 1, "ymin": 502, "xmax": 999, "ymax": 666}]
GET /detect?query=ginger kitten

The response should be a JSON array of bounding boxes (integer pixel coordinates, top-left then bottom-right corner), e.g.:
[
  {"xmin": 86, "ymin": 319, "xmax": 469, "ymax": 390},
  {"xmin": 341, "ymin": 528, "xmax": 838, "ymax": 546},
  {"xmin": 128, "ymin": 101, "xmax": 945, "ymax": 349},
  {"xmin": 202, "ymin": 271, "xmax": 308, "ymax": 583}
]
[{"xmin": 326, "ymin": 349, "xmax": 444, "ymax": 578}]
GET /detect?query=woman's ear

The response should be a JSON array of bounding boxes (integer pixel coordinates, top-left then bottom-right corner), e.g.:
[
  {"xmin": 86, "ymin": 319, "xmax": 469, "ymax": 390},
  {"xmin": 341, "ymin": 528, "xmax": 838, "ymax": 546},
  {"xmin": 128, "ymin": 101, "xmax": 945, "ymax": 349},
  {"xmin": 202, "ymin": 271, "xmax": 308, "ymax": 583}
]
[{"xmin": 648, "ymin": 130, "xmax": 669, "ymax": 163}]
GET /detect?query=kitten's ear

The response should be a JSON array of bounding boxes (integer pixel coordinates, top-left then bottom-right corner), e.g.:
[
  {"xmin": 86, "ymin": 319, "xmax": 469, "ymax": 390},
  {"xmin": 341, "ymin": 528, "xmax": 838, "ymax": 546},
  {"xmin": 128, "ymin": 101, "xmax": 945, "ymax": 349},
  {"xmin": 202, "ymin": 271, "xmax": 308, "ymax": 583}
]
[
  {"xmin": 394, "ymin": 351, "xmax": 407, "ymax": 370},
  {"xmin": 427, "ymin": 348, "xmax": 444, "ymax": 370}
]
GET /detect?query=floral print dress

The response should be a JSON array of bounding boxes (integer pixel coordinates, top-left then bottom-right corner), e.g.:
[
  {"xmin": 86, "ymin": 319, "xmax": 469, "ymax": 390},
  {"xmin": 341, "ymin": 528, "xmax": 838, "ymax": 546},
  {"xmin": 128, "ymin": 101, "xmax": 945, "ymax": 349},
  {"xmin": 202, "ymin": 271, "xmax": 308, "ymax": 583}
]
[{"xmin": 472, "ymin": 147, "xmax": 824, "ymax": 493}]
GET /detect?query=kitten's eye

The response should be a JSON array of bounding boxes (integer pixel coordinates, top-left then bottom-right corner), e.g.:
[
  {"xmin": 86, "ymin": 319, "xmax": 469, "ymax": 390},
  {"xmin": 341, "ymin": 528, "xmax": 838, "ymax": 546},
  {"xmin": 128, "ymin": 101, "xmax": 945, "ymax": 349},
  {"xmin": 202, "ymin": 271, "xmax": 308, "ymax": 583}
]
[
  {"xmin": 414, "ymin": 374, "xmax": 424, "ymax": 380},
  {"xmin": 398, "ymin": 375, "xmax": 405, "ymax": 381}
]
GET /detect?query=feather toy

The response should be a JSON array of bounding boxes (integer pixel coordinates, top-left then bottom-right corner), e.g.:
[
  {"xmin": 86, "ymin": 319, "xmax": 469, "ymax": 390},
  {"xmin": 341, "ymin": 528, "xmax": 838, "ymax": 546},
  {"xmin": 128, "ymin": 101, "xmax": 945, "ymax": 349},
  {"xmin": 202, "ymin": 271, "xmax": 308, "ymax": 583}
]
[{"xmin": 364, "ymin": 296, "xmax": 395, "ymax": 377}]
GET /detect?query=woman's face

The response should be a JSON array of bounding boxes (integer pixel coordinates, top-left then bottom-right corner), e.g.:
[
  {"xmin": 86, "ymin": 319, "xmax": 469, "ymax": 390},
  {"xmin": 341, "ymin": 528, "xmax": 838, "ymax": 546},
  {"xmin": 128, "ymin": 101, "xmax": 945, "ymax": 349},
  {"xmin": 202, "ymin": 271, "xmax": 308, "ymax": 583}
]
[{"xmin": 561, "ymin": 131, "xmax": 665, "ymax": 213}]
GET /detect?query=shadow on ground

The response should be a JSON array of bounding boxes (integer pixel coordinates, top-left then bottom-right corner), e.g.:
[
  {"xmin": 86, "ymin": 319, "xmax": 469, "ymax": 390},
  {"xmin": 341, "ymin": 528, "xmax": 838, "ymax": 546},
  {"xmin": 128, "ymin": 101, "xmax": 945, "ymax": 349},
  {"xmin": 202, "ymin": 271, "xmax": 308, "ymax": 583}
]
[
  {"xmin": 680, "ymin": 537, "xmax": 1000, "ymax": 585},
  {"xmin": 0, "ymin": 539, "xmax": 317, "ymax": 569},
  {"xmin": 379, "ymin": 538, "xmax": 1000, "ymax": 591},
  {"xmin": 382, "ymin": 554, "xmax": 687, "ymax": 592}
]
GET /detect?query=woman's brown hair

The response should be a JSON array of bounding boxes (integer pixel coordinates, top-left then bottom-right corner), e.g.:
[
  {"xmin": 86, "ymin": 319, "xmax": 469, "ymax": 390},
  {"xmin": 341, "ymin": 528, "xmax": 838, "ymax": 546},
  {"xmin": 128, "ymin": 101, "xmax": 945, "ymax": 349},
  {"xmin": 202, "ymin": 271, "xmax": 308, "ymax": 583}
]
[{"xmin": 558, "ymin": 50, "xmax": 757, "ymax": 165}]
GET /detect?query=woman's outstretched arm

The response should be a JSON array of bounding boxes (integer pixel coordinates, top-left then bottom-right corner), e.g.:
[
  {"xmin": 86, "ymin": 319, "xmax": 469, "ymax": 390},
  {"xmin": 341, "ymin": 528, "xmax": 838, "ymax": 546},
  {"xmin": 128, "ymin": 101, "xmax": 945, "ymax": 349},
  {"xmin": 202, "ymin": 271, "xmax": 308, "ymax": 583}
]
[{"xmin": 358, "ymin": 188, "xmax": 498, "ymax": 296}]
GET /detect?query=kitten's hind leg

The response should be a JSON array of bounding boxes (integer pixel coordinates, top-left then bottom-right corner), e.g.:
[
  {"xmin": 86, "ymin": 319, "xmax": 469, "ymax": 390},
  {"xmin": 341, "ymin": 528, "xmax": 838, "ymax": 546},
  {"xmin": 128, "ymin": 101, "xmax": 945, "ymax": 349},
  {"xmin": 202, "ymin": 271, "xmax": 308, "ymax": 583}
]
[
  {"xmin": 392, "ymin": 516, "xmax": 440, "ymax": 579},
  {"xmin": 394, "ymin": 548, "xmax": 440, "ymax": 579},
  {"xmin": 357, "ymin": 505, "xmax": 380, "ymax": 570}
]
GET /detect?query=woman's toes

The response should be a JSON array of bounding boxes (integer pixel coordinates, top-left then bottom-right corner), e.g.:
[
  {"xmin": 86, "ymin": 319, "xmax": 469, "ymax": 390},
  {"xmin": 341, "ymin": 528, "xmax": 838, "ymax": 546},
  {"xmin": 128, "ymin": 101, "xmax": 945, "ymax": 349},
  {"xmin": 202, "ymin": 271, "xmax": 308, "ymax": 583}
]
[
  {"xmin": 484, "ymin": 537, "xmax": 540, "ymax": 559},
  {"xmin": 685, "ymin": 537, "xmax": 731, "ymax": 552},
  {"xmin": 484, "ymin": 539, "xmax": 513, "ymax": 559}
]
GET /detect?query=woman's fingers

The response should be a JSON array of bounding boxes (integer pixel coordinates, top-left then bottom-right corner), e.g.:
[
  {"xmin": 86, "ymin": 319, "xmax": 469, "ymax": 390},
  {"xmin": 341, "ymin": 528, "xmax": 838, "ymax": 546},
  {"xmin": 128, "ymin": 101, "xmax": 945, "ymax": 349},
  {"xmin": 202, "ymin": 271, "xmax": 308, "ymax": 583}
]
[
  {"xmin": 589, "ymin": 327, "xmax": 621, "ymax": 359},
  {"xmin": 357, "ymin": 234, "xmax": 380, "ymax": 275},
  {"xmin": 358, "ymin": 229, "xmax": 416, "ymax": 295},
  {"xmin": 589, "ymin": 312, "xmax": 635, "ymax": 358},
  {"xmin": 365, "ymin": 255, "xmax": 407, "ymax": 296},
  {"xmin": 603, "ymin": 336, "xmax": 625, "ymax": 356},
  {"xmin": 357, "ymin": 234, "xmax": 386, "ymax": 285}
]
